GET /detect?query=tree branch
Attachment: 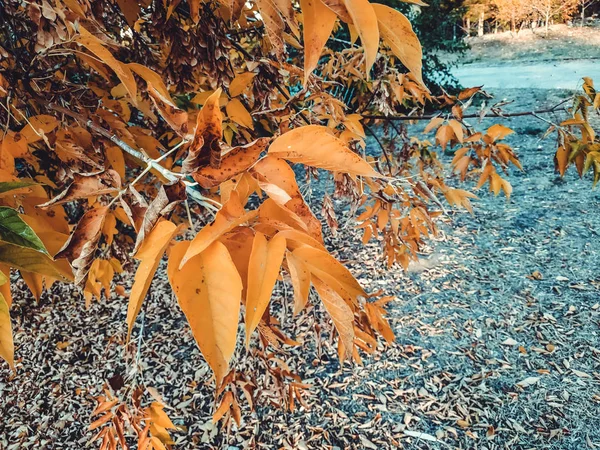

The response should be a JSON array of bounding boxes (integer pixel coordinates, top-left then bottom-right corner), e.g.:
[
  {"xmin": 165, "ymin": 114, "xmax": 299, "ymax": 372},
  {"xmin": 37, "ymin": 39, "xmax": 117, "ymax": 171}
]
[
  {"xmin": 47, "ymin": 103, "xmax": 218, "ymax": 211},
  {"xmin": 362, "ymin": 99, "xmax": 572, "ymax": 122}
]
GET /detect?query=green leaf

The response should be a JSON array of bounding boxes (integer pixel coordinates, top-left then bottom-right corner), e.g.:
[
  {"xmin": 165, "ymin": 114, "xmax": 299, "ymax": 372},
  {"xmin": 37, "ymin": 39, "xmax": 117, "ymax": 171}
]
[
  {"xmin": 0, "ymin": 292, "xmax": 14, "ymax": 369},
  {"xmin": 0, "ymin": 207, "xmax": 49, "ymax": 254},
  {"xmin": 0, "ymin": 241, "xmax": 72, "ymax": 280},
  {"xmin": 0, "ymin": 180, "xmax": 38, "ymax": 194},
  {"xmin": 0, "ymin": 270, "xmax": 7, "ymax": 286}
]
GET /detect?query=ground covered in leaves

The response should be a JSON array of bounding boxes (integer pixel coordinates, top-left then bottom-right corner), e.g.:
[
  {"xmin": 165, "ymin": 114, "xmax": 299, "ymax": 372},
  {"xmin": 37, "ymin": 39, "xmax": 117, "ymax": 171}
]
[{"xmin": 2, "ymin": 88, "xmax": 600, "ymax": 450}]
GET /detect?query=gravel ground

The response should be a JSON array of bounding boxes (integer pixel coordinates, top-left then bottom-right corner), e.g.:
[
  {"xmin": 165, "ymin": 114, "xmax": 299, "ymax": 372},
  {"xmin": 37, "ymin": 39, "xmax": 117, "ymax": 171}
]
[{"xmin": 1, "ymin": 87, "xmax": 599, "ymax": 450}]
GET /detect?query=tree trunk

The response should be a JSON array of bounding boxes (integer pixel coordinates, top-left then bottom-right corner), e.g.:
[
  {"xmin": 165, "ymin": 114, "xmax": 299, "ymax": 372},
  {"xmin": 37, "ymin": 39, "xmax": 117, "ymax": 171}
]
[
  {"xmin": 478, "ymin": 10, "xmax": 484, "ymax": 36},
  {"xmin": 581, "ymin": 4, "xmax": 586, "ymax": 27},
  {"xmin": 466, "ymin": 16, "xmax": 471, "ymax": 36}
]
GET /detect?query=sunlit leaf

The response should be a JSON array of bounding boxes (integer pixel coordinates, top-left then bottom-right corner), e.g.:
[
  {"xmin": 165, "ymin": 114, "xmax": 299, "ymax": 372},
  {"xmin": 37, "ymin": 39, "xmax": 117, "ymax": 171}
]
[
  {"xmin": 269, "ymin": 125, "xmax": 382, "ymax": 178},
  {"xmin": 245, "ymin": 232, "xmax": 286, "ymax": 343},
  {"xmin": 168, "ymin": 240, "xmax": 242, "ymax": 384}
]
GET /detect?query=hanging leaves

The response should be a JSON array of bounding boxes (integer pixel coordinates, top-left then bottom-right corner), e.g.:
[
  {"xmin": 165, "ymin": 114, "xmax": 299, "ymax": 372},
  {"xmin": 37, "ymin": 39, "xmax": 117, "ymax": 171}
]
[
  {"xmin": 168, "ymin": 240, "xmax": 242, "ymax": 384},
  {"xmin": 372, "ymin": 3, "xmax": 424, "ymax": 86},
  {"xmin": 39, "ymin": 171, "xmax": 121, "ymax": 208},
  {"xmin": 341, "ymin": 0, "xmax": 379, "ymax": 73},
  {"xmin": 180, "ymin": 192, "xmax": 258, "ymax": 267},
  {"xmin": 76, "ymin": 26, "xmax": 138, "ymax": 104},
  {"xmin": 184, "ymin": 89, "xmax": 224, "ymax": 172},
  {"xmin": 312, "ymin": 276, "xmax": 354, "ymax": 361},
  {"xmin": 56, "ymin": 206, "xmax": 109, "ymax": 285},
  {"xmin": 300, "ymin": 0, "xmax": 337, "ymax": 86},
  {"xmin": 286, "ymin": 251, "xmax": 311, "ymax": 315}
]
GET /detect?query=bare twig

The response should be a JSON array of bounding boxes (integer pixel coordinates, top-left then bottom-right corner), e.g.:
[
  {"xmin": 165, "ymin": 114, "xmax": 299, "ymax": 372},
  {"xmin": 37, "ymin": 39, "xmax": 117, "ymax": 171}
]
[
  {"xmin": 363, "ymin": 98, "xmax": 572, "ymax": 122},
  {"xmin": 364, "ymin": 124, "xmax": 393, "ymax": 175}
]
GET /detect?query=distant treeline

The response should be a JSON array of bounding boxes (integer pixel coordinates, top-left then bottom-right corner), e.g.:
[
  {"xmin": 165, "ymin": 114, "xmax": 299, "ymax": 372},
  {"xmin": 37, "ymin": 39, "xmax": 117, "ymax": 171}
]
[{"xmin": 463, "ymin": 0, "xmax": 600, "ymax": 36}]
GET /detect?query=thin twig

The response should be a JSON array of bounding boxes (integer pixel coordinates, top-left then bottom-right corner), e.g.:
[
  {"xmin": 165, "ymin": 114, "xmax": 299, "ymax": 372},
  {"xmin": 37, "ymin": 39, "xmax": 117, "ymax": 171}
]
[
  {"xmin": 363, "ymin": 100, "xmax": 572, "ymax": 122},
  {"xmin": 364, "ymin": 124, "xmax": 393, "ymax": 175}
]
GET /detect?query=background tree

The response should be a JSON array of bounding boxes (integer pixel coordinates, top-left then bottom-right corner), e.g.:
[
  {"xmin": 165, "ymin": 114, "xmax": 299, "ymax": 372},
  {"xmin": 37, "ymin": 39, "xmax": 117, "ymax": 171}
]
[
  {"xmin": 576, "ymin": 0, "xmax": 599, "ymax": 26},
  {"xmin": 490, "ymin": 0, "xmax": 533, "ymax": 33},
  {"xmin": 530, "ymin": 0, "xmax": 578, "ymax": 34}
]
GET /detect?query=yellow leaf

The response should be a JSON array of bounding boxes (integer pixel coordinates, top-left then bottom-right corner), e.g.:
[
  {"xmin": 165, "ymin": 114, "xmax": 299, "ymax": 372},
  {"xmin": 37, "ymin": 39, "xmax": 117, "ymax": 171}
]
[
  {"xmin": 0, "ymin": 292, "xmax": 14, "ymax": 369},
  {"xmin": 150, "ymin": 436, "xmax": 167, "ymax": 450},
  {"xmin": 167, "ymin": 241, "xmax": 242, "ymax": 384},
  {"xmin": 126, "ymin": 220, "xmax": 179, "ymax": 339},
  {"xmin": 180, "ymin": 192, "xmax": 257, "ymax": 268},
  {"xmin": 555, "ymin": 145, "xmax": 568, "ymax": 177},
  {"xmin": 187, "ymin": 88, "xmax": 224, "ymax": 169},
  {"xmin": 253, "ymin": 156, "xmax": 323, "ymax": 241},
  {"xmin": 300, "ymin": 0, "xmax": 337, "ymax": 86},
  {"xmin": 77, "ymin": 26, "xmax": 137, "ymax": 104},
  {"xmin": 149, "ymin": 402, "xmax": 176, "ymax": 429},
  {"xmin": 21, "ymin": 271, "xmax": 43, "ymax": 301},
  {"xmin": 268, "ymin": 125, "xmax": 382, "ymax": 178},
  {"xmin": 286, "ymin": 251, "xmax": 311, "ymax": 315},
  {"xmin": 226, "ymin": 98, "xmax": 254, "ymax": 129},
  {"xmin": 128, "ymin": 63, "xmax": 173, "ymax": 104},
  {"xmin": 342, "ymin": 0, "xmax": 379, "ymax": 74},
  {"xmin": 486, "ymin": 124, "xmax": 514, "ymax": 142},
  {"xmin": 229, "ymin": 72, "xmax": 256, "ymax": 97},
  {"xmin": 312, "ymin": 276, "xmax": 354, "ymax": 361},
  {"xmin": 245, "ymin": 232, "xmax": 286, "ymax": 344},
  {"xmin": 448, "ymin": 119, "xmax": 464, "ymax": 143},
  {"xmin": 105, "ymin": 146, "xmax": 126, "ymax": 180},
  {"xmin": 372, "ymin": 4, "xmax": 423, "ymax": 86},
  {"xmin": 255, "ymin": 0, "xmax": 286, "ymax": 59},
  {"xmin": 292, "ymin": 245, "xmax": 366, "ymax": 300},
  {"xmin": 423, "ymin": 116, "xmax": 443, "ymax": 134},
  {"xmin": 213, "ymin": 392, "xmax": 233, "ymax": 423},
  {"xmin": 435, "ymin": 124, "xmax": 454, "ymax": 150}
]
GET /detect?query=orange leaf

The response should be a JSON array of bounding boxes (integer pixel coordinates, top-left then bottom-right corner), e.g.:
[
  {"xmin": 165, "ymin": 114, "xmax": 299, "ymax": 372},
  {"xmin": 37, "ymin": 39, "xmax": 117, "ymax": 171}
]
[
  {"xmin": 435, "ymin": 125, "xmax": 454, "ymax": 151},
  {"xmin": 245, "ymin": 232, "xmax": 286, "ymax": 344},
  {"xmin": 372, "ymin": 4, "xmax": 423, "ymax": 86},
  {"xmin": 312, "ymin": 276, "xmax": 354, "ymax": 361},
  {"xmin": 292, "ymin": 245, "xmax": 366, "ymax": 301},
  {"xmin": 167, "ymin": 240, "xmax": 242, "ymax": 384},
  {"xmin": 229, "ymin": 72, "xmax": 256, "ymax": 97},
  {"xmin": 192, "ymin": 138, "xmax": 269, "ymax": 188},
  {"xmin": 76, "ymin": 26, "xmax": 137, "ymax": 104},
  {"xmin": 186, "ymin": 89, "xmax": 224, "ymax": 170},
  {"xmin": 286, "ymin": 251, "xmax": 311, "ymax": 315},
  {"xmin": 226, "ymin": 98, "xmax": 253, "ymax": 129},
  {"xmin": 268, "ymin": 125, "xmax": 382, "ymax": 178},
  {"xmin": 300, "ymin": 0, "xmax": 337, "ymax": 86},
  {"xmin": 342, "ymin": 0, "xmax": 379, "ymax": 74},
  {"xmin": 486, "ymin": 124, "xmax": 514, "ymax": 142},
  {"xmin": 213, "ymin": 392, "xmax": 233, "ymax": 423},
  {"xmin": 126, "ymin": 220, "xmax": 179, "ymax": 339}
]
